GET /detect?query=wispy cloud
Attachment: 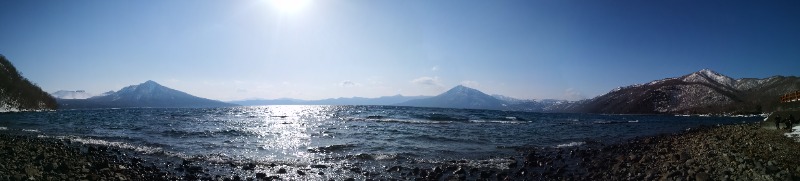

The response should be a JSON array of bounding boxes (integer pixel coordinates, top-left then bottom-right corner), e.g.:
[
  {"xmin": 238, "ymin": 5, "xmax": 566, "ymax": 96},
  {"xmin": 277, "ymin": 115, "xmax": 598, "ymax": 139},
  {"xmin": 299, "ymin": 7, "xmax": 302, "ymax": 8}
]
[
  {"xmin": 411, "ymin": 76, "xmax": 442, "ymax": 87},
  {"xmin": 340, "ymin": 80, "xmax": 358, "ymax": 87},
  {"xmin": 564, "ymin": 88, "xmax": 586, "ymax": 101},
  {"xmin": 431, "ymin": 66, "xmax": 439, "ymax": 71},
  {"xmin": 460, "ymin": 80, "xmax": 480, "ymax": 88}
]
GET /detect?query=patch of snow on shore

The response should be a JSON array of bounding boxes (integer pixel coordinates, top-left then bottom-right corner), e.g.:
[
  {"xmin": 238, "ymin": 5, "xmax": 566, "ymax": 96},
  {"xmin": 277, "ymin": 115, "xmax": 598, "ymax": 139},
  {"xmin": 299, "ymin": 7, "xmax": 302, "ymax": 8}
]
[{"xmin": 785, "ymin": 126, "xmax": 800, "ymax": 142}]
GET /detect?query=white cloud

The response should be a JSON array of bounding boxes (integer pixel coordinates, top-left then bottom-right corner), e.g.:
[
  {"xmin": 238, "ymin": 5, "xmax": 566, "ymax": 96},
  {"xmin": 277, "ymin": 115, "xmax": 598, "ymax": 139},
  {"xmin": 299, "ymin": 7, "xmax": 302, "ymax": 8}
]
[
  {"xmin": 431, "ymin": 66, "xmax": 439, "ymax": 71},
  {"xmin": 340, "ymin": 80, "xmax": 358, "ymax": 87},
  {"xmin": 411, "ymin": 76, "xmax": 442, "ymax": 87},
  {"xmin": 564, "ymin": 88, "xmax": 586, "ymax": 101},
  {"xmin": 460, "ymin": 80, "xmax": 480, "ymax": 88}
]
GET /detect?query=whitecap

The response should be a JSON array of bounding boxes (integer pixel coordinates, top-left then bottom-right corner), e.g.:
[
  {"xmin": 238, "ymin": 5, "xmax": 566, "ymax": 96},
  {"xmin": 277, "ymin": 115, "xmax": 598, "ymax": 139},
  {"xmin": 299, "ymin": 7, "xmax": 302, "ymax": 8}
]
[
  {"xmin": 556, "ymin": 141, "xmax": 585, "ymax": 148},
  {"xmin": 469, "ymin": 120, "xmax": 524, "ymax": 124},
  {"xmin": 22, "ymin": 129, "xmax": 39, "ymax": 132},
  {"xmin": 65, "ymin": 136, "xmax": 164, "ymax": 154},
  {"xmin": 0, "ymin": 127, "xmax": 7, "ymax": 130},
  {"xmin": 376, "ymin": 119, "xmax": 452, "ymax": 124}
]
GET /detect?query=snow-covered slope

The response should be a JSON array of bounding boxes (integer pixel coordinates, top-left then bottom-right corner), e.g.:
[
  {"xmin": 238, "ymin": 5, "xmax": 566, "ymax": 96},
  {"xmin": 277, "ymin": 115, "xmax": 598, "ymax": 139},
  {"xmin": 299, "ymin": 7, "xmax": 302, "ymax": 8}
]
[{"xmin": 573, "ymin": 69, "xmax": 800, "ymax": 114}]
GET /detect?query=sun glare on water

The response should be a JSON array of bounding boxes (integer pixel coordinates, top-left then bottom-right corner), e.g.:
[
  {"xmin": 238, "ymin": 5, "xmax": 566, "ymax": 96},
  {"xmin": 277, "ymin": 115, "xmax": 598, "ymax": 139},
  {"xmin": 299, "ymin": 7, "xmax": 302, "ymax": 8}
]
[{"xmin": 271, "ymin": 0, "xmax": 312, "ymax": 15}]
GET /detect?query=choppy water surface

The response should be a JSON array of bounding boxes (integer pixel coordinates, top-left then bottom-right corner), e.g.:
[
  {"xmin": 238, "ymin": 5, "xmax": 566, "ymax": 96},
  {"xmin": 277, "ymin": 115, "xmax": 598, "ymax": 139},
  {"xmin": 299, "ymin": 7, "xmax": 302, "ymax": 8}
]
[{"xmin": 0, "ymin": 105, "xmax": 760, "ymax": 172}]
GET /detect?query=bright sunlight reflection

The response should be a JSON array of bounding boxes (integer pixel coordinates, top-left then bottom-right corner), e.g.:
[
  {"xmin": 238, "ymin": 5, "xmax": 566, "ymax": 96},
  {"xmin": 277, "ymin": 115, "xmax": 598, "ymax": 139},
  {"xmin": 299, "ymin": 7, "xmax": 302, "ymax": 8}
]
[{"xmin": 271, "ymin": 0, "xmax": 312, "ymax": 15}]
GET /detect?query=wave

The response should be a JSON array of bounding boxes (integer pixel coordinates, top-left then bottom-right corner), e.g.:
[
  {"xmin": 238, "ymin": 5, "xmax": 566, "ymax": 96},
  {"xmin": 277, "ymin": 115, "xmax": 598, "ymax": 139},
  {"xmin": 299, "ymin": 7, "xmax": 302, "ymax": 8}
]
[
  {"xmin": 0, "ymin": 127, "xmax": 6, "ymax": 130},
  {"xmin": 469, "ymin": 120, "xmax": 526, "ymax": 124},
  {"xmin": 365, "ymin": 115, "xmax": 385, "ymax": 119},
  {"xmin": 58, "ymin": 136, "xmax": 165, "ymax": 154},
  {"xmin": 161, "ymin": 129, "xmax": 255, "ymax": 138},
  {"xmin": 411, "ymin": 134, "xmax": 469, "ymax": 143},
  {"xmin": 556, "ymin": 141, "xmax": 585, "ymax": 148},
  {"xmin": 376, "ymin": 119, "xmax": 453, "ymax": 124},
  {"xmin": 411, "ymin": 113, "xmax": 469, "ymax": 122},
  {"xmin": 307, "ymin": 144, "xmax": 357, "ymax": 153},
  {"xmin": 335, "ymin": 152, "xmax": 414, "ymax": 161},
  {"xmin": 22, "ymin": 129, "xmax": 39, "ymax": 132},
  {"xmin": 593, "ymin": 120, "xmax": 638, "ymax": 124}
]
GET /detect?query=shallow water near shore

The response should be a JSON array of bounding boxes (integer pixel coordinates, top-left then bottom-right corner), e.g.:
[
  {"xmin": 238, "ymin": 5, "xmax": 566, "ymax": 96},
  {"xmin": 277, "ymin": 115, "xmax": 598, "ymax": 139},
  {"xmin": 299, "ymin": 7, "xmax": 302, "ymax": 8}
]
[{"xmin": 0, "ymin": 105, "xmax": 762, "ymax": 179}]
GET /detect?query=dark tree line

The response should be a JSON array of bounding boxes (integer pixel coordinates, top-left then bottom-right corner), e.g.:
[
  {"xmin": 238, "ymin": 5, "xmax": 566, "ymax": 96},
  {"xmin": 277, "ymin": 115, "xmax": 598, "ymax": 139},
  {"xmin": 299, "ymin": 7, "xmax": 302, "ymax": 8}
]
[{"xmin": 0, "ymin": 54, "xmax": 58, "ymax": 110}]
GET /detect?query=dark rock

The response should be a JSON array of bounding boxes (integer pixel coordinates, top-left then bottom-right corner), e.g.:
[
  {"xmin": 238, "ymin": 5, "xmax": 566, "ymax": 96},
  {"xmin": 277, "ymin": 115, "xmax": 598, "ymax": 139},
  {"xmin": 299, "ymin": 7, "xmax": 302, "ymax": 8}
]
[
  {"xmin": 181, "ymin": 159, "xmax": 192, "ymax": 166},
  {"xmin": 696, "ymin": 172, "xmax": 710, "ymax": 181},
  {"xmin": 296, "ymin": 170, "xmax": 305, "ymax": 175},
  {"xmin": 508, "ymin": 160, "xmax": 518, "ymax": 168},
  {"xmin": 433, "ymin": 166, "xmax": 442, "ymax": 174},
  {"xmin": 310, "ymin": 164, "xmax": 327, "ymax": 169},
  {"xmin": 480, "ymin": 171, "xmax": 492, "ymax": 179},
  {"xmin": 255, "ymin": 173, "xmax": 266, "ymax": 179},
  {"xmin": 243, "ymin": 163, "xmax": 256, "ymax": 170},
  {"xmin": 386, "ymin": 166, "xmax": 403, "ymax": 172},
  {"xmin": 277, "ymin": 168, "xmax": 287, "ymax": 174}
]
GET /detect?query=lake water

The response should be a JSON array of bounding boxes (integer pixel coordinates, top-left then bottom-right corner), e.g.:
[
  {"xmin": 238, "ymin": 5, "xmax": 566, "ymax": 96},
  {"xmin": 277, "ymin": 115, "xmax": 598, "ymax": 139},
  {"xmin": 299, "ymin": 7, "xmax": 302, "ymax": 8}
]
[{"xmin": 0, "ymin": 105, "xmax": 762, "ymax": 178}]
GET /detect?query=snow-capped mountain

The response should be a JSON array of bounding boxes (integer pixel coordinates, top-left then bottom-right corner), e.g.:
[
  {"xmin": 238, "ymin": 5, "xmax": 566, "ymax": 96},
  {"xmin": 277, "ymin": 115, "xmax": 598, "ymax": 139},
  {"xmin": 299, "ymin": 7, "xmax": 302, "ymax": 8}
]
[
  {"xmin": 58, "ymin": 80, "xmax": 237, "ymax": 109},
  {"xmin": 491, "ymin": 94, "xmax": 526, "ymax": 104},
  {"xmin": 397, "ymin": 85, "xmax": 508, "ymax": 110},
  {"xmin": 51, "ymin": 90, "xmax": 95, "ymax": 99},
  {"xmin": 572, "ymin": 69, "xmax": 800, "ymax": 114}
]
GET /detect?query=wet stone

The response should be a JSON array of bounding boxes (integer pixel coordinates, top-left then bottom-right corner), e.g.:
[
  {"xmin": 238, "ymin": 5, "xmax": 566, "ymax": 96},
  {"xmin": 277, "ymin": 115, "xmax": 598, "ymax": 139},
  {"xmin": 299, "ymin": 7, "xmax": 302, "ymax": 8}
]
[{"xmin": 255, "ymin": 172, "xmax": 266, "ymax": 179}]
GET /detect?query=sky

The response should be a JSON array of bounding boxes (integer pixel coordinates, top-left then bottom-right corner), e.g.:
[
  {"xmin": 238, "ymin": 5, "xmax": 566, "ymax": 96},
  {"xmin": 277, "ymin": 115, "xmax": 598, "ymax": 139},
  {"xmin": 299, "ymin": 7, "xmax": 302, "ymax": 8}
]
[{"xmin": 1, "ymin": 0, "xmax": 799, "ymax": 101}]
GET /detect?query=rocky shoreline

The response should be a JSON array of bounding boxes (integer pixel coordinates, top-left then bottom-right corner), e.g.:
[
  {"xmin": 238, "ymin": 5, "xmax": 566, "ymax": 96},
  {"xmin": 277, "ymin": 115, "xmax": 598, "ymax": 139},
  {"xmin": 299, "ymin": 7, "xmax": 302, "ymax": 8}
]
[{"xmin": 2, "ymin": 123, "xmax": 799, "ymax": 180}]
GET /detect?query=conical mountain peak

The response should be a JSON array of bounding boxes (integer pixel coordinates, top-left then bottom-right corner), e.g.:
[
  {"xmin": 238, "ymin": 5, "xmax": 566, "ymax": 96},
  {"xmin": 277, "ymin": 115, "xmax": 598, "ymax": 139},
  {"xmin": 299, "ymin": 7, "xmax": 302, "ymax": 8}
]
[
  {"xmin": 64, "ymin": 81, "xmax": 237, "ymax": 108},
  {"xmin": 683, "ymin": 69, "xmax": 734, "ymax": 87},
  {"xmin": 445, "ymin": 85, "xmax": 477, "ymax": 93},
  {"xmin": 143, "ymin": 80, "xmax": 159, "ymax": 85},
  {"xmin": 398, "ymin": 85, "xmax": 507, "ymax": 110}
]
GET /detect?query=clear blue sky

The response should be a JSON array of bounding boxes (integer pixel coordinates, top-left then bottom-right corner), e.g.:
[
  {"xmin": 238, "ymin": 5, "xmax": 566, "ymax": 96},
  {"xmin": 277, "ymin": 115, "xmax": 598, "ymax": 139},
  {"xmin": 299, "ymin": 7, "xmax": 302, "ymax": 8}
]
[{"xmin": 1, "ymin": 0, "xmax": 799, "ymax": 101}]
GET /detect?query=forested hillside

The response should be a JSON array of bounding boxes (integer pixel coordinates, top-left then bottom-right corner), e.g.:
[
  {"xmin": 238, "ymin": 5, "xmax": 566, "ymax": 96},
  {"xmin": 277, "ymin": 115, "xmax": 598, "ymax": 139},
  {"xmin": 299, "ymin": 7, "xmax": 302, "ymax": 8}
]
[{"xmin": 0, "ymin": 55, "xmax": 58, "ymax": 111}]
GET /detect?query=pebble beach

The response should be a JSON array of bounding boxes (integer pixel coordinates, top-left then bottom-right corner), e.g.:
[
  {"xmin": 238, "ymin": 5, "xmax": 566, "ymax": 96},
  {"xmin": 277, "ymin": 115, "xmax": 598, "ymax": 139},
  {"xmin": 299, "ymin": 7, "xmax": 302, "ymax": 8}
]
[{"xmin": 2, "ymin": 122, "xmax": 799, "ymax": 181}]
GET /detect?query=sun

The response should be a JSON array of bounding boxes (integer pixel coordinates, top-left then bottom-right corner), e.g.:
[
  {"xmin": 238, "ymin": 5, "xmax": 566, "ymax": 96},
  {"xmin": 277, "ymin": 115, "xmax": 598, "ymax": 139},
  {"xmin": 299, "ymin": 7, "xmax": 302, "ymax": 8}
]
[{"xmin": 271, "ymin": 0, "xmax": 312, "ymax": 15}]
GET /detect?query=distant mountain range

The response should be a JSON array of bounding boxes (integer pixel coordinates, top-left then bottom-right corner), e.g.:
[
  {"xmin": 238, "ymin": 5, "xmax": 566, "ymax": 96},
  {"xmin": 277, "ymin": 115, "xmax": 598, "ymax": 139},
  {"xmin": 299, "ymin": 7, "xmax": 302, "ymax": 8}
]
[
  {"xmin": 58, "ymin": 81, "xmax": 237, "ymax": 109},
  {"xmin": 51, "ymin": 68, "xmax": 798, "ymax": 114},
  {"xmin": 564, "ymin": 69, "xmax": 800, "ymax": 114},
  {"xmin": 233, "ymin": 85, "xmax": 570, "ymax": 111},
  {"xmin": 0, "ymin": 55, "xmax": 58, "ymax": 112}
]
